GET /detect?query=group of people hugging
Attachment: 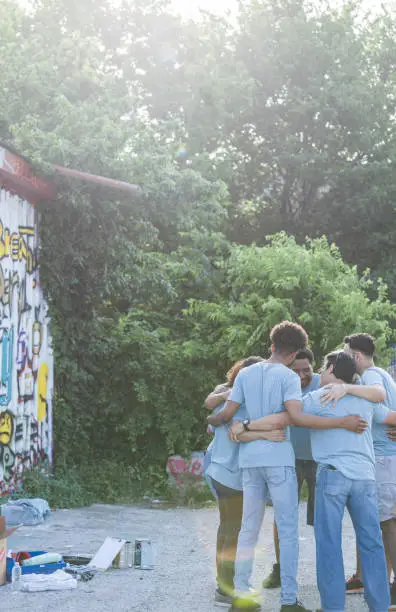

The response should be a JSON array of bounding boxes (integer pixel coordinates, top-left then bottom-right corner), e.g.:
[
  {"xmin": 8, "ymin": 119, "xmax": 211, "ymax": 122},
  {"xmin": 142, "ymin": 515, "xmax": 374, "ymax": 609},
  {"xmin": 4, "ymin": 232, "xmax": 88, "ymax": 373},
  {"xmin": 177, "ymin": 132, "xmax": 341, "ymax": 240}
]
[{"xmin": 203, "ymin": 321, "xmax": 396, "ymax": 612}]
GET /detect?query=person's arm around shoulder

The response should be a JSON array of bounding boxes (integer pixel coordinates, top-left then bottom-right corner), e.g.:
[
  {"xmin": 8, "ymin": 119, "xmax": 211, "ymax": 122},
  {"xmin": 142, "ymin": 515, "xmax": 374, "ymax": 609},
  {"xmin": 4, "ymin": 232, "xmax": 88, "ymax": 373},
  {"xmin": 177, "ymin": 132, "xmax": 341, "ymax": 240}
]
[
  {"xmin": 204, "ymin": 384, "xmax": 231, "ymax": 411},
  {"xmin": 375, "ymin": 403, "xmax": 396, "ymax": 427},
  {"xmin": 321, "ymin": 372, "xmax": 385, "ymax": 407},
  {"xmin": 286, "ymin": 390, "xmax": 368, "ymax": 433},
  {"xmin": 207, "ymin": 370, "xmax": 244, "ymax": 427}
]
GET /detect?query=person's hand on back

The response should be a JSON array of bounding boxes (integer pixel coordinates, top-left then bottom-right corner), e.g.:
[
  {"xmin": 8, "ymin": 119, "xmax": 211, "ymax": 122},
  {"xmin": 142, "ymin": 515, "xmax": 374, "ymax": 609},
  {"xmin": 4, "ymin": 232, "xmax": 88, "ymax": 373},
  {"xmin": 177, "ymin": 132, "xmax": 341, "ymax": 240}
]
[
  {"xmin": 342, "ymin": 414, "xmax": 367, "ymax": 433},
  {"xmin": 320, "ymin": 384, "xmax": 347, "ymax": 407}
]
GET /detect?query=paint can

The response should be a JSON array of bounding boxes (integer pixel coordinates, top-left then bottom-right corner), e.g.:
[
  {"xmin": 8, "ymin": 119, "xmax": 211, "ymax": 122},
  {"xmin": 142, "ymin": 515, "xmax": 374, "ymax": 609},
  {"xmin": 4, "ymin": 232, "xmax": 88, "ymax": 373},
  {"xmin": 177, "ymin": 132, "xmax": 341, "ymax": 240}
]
[
  {"xmin": 114, "ymin": 541, "xmax": 134, "ymax": 569},
  {"xmin": 125, "ymin": 541, "xmax": 134, "ymax": 568},
  {"xmin": 134, "ymin": 539, "xmax": 154, "ymax": 570}
]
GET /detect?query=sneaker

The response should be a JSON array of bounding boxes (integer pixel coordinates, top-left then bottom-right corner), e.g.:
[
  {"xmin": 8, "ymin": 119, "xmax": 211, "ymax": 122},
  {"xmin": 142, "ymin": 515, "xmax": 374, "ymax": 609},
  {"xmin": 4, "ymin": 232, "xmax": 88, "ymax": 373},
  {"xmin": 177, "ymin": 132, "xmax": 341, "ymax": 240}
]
[
  {"xmin": 345, "ymin": 573, "xmax": 364, "ymax": 594},
  {"xmin": 230, "ymin": 590, "xmax": 261, "ymax": 610},
  {"xmin": 262, "ymin": 563, "xmax": 281, "ymax": 589},
  {"xmin": 214, "ymin": 588, "xmax": 233, "ymax": 607},
  {"xmin": 280, "ymin": 601, "xmax": 311, "ymax": 612}
]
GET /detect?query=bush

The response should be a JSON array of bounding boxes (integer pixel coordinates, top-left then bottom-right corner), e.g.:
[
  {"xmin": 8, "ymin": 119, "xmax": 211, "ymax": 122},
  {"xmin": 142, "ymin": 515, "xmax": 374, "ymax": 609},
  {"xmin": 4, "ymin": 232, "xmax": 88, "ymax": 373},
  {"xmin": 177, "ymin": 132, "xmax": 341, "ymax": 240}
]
[
  {"xmin": 48, "ymin": 234, "xmax": 396, "ymax": 508},
  {"xmin": 187, "ymin": 234, "xmax": 396, "ymax": 366},
  {"xmin": 21, "ymin": 461, "xmax": 214, "ymax": 508},
  {"xmin": 22, "ymin": 461, "xmax": 158, "ymax": 508}
]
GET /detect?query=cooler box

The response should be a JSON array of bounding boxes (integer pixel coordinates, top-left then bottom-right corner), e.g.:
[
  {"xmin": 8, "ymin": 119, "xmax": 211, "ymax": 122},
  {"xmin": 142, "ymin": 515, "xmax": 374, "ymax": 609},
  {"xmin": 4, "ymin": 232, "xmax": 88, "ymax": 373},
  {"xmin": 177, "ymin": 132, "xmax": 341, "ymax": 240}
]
[{"xmin": 6, "ymin": 551, "xmax": 66, "ymax": 582}]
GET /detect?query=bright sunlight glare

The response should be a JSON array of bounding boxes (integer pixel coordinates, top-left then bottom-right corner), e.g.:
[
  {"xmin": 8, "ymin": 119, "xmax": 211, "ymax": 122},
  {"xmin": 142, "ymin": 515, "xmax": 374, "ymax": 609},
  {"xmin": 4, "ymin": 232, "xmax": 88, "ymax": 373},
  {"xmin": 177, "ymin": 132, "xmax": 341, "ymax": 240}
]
[
  {"xmin": 171, "ymin": 0, "xmax": 394, "ymax": 20},
  {"xmin": 171, "ymin": 0, "xmax": 236, "ymax": 18}
]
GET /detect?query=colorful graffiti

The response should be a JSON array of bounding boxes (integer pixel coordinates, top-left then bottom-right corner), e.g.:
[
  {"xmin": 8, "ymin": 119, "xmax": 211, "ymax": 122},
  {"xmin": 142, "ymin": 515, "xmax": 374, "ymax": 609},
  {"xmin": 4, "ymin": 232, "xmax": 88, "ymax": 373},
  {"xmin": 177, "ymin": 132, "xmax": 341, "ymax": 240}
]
[{"xmin": 0, "ymin": 189, "xmax": 53, "ymax": 495}]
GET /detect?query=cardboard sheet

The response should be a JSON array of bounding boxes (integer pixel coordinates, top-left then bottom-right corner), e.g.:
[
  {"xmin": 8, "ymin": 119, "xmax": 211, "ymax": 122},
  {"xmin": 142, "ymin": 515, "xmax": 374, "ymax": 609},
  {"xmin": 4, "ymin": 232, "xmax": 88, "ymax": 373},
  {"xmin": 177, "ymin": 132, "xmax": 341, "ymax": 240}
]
[{"xmin": 88, "ymin": 537, "xmax": 126, "ymax": 571}]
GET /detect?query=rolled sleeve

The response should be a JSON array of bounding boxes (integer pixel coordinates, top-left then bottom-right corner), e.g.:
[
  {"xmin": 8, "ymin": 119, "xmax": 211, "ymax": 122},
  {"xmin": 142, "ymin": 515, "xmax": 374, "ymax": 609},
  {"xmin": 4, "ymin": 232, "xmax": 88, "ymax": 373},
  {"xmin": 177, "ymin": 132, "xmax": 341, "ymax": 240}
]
[
  {"xmin": 283, "ymin": 372, "xmax": 302, "ymax": 402},
  {"xmin": 229, "ymin": 371, "xmax": 244, "ymax": 405},
  {"xmin": 361, "ymin": 369, "xmax": 384, "ymax": 387},
  {"xmin": 373, "ymin": 403, "xmax": 390, "ymax": 424},
  {"xmin": 302, "ymin": 392, "xmax": 320, "ymax": 415}
]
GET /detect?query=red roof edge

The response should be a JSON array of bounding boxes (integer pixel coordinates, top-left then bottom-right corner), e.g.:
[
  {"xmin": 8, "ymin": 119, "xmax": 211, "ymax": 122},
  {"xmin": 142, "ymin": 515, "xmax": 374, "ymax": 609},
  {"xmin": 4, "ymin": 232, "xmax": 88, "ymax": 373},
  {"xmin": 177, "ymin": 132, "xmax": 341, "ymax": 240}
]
[
  {"xmin": 53, "ymin": 165, "xmax": 140, "ymax": 196},
  {"xmin": 0, "ymin": 146, "xmax": 55, "ymax": 204},
  {"xmin": 0, "ymin": 144, "xmax": 140, "ymax": 204}
]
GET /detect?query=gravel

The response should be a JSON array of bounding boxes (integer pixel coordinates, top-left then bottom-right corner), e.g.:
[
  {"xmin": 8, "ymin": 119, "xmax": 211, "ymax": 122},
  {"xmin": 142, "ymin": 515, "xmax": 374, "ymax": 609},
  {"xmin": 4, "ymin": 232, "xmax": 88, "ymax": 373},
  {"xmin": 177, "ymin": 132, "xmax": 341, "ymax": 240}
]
[{"xmin": 0, "ymin": 501, "xmax": 368, "ymax": 611}]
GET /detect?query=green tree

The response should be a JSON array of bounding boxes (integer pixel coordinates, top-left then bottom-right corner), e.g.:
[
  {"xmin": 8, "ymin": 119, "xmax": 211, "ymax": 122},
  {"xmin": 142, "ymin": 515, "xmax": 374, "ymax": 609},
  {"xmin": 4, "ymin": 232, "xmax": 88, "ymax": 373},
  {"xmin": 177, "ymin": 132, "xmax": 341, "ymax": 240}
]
[
  {"xmin": 3, "ymin": 0, "xmax": 396, "ymax": 503},
  {"xmin": 132, "ymin": 0, "xmax": 396, "ymax": 290},
  {"xmin": 186, "ymin": 234, "xmax": 396, "ymax": 367},
  {"xmin": 0, "ymin": 0, "xmax": 228, "ymax": 477}
]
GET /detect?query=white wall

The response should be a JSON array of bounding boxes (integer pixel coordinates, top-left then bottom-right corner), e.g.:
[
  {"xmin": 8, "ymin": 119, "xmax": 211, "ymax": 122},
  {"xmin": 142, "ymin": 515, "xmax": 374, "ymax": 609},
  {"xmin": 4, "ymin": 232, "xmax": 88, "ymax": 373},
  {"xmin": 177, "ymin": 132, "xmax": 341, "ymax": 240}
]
[{"xmin": 0, "ymin": 188, "xmax": 53, "ymax": 495}]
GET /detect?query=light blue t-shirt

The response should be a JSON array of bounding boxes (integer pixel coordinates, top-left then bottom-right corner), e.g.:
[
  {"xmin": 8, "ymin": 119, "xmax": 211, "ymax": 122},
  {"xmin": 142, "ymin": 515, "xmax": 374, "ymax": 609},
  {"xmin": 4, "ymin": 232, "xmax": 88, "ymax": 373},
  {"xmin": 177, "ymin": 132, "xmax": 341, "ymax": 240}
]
[
  {"xmin": 230, "ymin": 362, "xmax": 301, "ymax": 468},
  {"xmin": 290, "ymin": 373, "xmax": 321, "ymax": 460},
  {"xmin": 205, "ymin": 401, "xmax": 246, "ymax": 490},
  {"xmin": 361, "ymin": 366, "xmax": 396, "ymax": 457},
  {"xmin": 303, "ymin": 390, "xmax": 389, "ymax": 480}
]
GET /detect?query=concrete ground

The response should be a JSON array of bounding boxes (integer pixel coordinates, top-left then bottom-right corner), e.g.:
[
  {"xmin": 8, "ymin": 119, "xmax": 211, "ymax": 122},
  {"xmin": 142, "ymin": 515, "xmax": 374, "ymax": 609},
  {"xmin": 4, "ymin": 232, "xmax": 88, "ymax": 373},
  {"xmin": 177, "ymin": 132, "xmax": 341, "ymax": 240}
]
[{"xmin": 0, "ymin": 501, "xmax": 367, "ymax": 612}]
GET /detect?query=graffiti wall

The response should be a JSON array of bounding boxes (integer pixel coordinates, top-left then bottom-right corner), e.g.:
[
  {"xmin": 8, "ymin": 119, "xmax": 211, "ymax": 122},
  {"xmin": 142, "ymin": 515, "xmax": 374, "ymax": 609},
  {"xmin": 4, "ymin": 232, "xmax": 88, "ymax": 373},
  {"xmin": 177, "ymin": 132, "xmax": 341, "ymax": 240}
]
[{"xmin": 0, "ymin": 188, "xmax": 53, "ymax": 496}]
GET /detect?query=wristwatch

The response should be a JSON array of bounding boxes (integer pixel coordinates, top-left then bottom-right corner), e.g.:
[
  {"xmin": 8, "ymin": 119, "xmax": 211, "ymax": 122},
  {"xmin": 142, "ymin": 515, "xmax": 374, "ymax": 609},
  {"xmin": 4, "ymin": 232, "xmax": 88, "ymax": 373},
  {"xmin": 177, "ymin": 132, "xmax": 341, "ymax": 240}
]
[{"xmin": 243, "ymin": 419, "xmax": 250, "ymax": 432}]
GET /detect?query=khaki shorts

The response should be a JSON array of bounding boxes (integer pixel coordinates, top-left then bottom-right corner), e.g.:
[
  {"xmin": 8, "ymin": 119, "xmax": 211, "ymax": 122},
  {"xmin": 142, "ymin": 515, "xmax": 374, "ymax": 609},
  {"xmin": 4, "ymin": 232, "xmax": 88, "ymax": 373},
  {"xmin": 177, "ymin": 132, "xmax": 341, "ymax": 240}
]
[{"xmin": 375, "ymin": 455, "xmax": 396, "ymax": 523}]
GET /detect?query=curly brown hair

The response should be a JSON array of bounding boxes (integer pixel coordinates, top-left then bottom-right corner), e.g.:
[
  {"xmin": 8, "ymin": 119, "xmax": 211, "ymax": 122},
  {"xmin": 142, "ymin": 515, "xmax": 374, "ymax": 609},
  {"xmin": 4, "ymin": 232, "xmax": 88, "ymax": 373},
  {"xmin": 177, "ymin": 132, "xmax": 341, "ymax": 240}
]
[
  {"xmin": 226, "ymin": 355, "xmax": 263, "ymax": 386},
  {"xmin": 270, "ymin": 321, "xmax": 308, "ymax": 355}
]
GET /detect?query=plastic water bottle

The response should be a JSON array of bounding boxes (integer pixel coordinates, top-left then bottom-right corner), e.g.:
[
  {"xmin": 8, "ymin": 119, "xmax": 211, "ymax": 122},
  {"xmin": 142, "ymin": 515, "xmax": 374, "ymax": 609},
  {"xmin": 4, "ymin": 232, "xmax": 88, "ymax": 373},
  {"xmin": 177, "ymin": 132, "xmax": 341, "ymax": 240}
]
[{"xmin": 11, "ymin": 561, "xmax": 22, "ymax": 591}]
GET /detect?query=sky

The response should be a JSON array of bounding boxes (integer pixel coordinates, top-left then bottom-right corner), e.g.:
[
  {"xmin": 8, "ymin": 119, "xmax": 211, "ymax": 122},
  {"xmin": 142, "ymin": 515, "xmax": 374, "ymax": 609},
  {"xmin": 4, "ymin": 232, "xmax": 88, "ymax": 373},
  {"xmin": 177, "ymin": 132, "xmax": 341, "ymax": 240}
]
[
  {"xmin": 171, "ymin": 0, "xmax": 395, "ymax": 20},
  {"xmin": 171, "ymin": 0, "xmax": 234, "ymax": 19},
  {"xmin": 18, "ymin": 0, "xmax": 396, "ymax": 19}
]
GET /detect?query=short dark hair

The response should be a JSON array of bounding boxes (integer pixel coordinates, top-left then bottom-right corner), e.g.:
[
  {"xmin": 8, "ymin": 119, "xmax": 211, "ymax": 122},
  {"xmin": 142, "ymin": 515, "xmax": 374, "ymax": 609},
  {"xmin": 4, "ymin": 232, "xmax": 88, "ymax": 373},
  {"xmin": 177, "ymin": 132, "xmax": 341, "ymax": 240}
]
[
  {"xmin": 270, "ymin": 321, "xmax": 308, "ymax": 355},
  {"xmin": 323, "ymin": 350, "xmax": 358, "ymax": 384},
  {"xmin": 344, "ymin": 333, "xmax": 375, "ymax": 357},
  {"xmin": 242, "ymin": 355, "xmax": 264, "ymax": 368},
  {"xmin": 226, "ymin": 356, "xmax": 263, "ymax": 386},
  {"xmin": 294, "ymin": 347, "xmax": 314, "ymax": 364}
]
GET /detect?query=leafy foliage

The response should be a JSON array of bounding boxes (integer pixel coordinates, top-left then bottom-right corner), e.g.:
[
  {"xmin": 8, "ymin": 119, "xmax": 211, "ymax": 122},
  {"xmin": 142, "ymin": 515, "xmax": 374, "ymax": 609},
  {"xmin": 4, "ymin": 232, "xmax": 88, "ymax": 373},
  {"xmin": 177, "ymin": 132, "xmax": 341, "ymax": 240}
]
[
  {"xmin": 2, "ymin": 0, "xmax": 396, "ymax": 502},
  {"xmin": 187, "ymin": 234, "xmax": 396, "ymax": 368}
]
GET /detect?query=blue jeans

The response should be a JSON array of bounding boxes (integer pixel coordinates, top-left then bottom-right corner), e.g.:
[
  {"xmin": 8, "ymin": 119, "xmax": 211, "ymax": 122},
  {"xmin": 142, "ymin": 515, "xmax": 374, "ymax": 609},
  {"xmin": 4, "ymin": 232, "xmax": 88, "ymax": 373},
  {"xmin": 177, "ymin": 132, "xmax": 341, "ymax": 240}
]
[
  {"xmin": 315, "ymin": 467, "xmax": 390, "ymax": 612},
  {"xmin": 234, "ymin": 466, "xmax": 299, "ymax": 605}
]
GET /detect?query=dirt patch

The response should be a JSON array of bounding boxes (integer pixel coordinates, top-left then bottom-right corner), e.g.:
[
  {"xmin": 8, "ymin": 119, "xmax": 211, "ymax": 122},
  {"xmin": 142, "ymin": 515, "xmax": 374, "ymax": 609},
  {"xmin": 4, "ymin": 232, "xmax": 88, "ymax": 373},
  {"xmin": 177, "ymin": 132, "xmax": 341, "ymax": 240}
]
[{"xmin": 0, "ymin": 502, "xmax": 367, "ymax": 611}]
